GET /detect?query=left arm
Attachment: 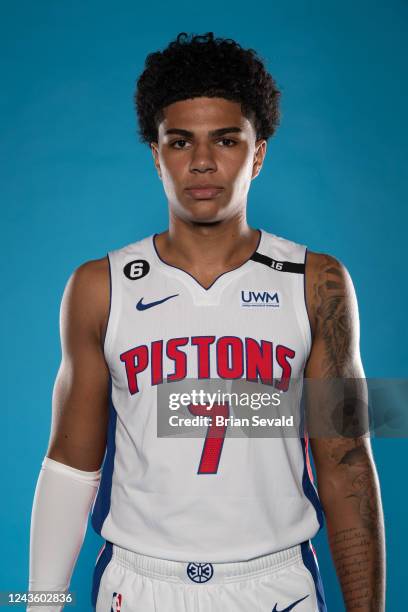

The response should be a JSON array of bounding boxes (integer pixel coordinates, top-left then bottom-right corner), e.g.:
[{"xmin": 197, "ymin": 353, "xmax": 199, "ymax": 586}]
[{"xmin": 305, "ymin": 252, "xmax": 385, "ymax": 611}]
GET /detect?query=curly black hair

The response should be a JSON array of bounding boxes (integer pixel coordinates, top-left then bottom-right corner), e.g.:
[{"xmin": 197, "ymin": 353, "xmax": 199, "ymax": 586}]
[{"xmin": 135, "ymin": 32, "xmax": 280, "ymax": 144}]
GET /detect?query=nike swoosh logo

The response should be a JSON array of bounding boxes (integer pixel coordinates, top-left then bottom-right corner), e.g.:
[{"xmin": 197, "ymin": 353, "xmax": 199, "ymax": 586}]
[
  {"xmin": 136, "ymin": 294, "xmax": 179, "ymax": 311},
  {"xmin": 272, "ymin": 594, "xmax": 309, "ymax": 612}
]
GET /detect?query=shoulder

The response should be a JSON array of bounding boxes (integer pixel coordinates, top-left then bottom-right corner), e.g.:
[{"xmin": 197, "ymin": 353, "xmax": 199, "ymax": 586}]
[
  {"xmin": 306, "ymin": 250, "xmax": 345, "ymax": 275},
  {"xmin": 305, "ymin": 250, "xmax": 357, "ymax": 337},
  {"xmin": 61, "ymin": 256, "xmax": 110, "ymax": 342},
  {"xmin": 305, "ymin": 250, "xmax": 355, "ymax": 291},
  {"xmin": 65, "ymin": 256, "xmax": 110, "ymax": 301}
]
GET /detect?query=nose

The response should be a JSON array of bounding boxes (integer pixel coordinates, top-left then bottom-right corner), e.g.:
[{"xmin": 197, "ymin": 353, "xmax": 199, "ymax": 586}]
[{"xmin": 189, "ymin": 142, "xmax": 217, "ymax": 173}]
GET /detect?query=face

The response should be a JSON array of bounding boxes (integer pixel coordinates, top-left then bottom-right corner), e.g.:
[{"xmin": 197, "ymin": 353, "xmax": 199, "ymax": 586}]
[{"xmin": 151, "ymin": 97, "xmax": 267, "ymax": 224}]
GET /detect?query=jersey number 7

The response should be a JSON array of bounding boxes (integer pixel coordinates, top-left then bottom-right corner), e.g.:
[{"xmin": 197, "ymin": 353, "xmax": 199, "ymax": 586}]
[{"xmin": 188, "ymin": 402, "xmax": 230, "ymax": 474}]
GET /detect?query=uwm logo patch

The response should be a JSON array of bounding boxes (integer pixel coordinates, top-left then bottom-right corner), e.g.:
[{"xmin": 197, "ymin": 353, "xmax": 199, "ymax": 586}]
[{"xmin": 240, "ymin": 290, "xmax": 280, "ymax": 308}]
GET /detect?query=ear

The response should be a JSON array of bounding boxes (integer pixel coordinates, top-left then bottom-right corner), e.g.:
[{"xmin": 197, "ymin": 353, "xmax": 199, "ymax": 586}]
[
  {"xmin": 251, "ymin": 139, "xmax": 267, "ymax": 180},
  {"xmin": 150, "ymin": 142, "xmax": 162, "ymax": 179}
]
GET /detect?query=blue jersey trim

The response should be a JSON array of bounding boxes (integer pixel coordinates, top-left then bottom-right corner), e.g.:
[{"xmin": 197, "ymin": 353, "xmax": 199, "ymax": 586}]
[
  {"xmin": 91, "ymin": 541, "xmax": 113, "ymax": 608},
  {"xmin": 102, "ymin": 253, "xmax": 112, "ymax": 353},
  {"xmin": 301, "ymin": 541, "xmax": 327, "ymax": 611},
  {"xmin": 299, "ymin": 392, "xmax": 325, "ymax": 531},
  {"xmin": 91, "ymin": 376, "xmax": 117, "ymax": 534},
  {"xmin": 300, "ymin": 434, "xmax": 325, "ymax": 530},
  {"xmin": 303, "ymin": 247, "xmax": 314, "ymax": 344}
]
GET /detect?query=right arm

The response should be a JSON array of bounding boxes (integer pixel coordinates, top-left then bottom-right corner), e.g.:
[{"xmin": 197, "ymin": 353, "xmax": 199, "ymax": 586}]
[
  {"xmin": 47, "ymin": 256, "xmax": 111, "ymax": 470},
  {"xmin": 28, "ymin": 257, "xmax": 111, "ymax": 610}
]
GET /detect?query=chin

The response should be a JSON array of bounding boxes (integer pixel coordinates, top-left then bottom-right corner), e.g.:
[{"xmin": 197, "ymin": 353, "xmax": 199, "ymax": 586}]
[
  {"xmin": 185, "ymin": 210, "xmax": 227, "ymax": 225},
  {"xmin": 177, "ymin": 199, "xmax": 229, "ymax": 224}
]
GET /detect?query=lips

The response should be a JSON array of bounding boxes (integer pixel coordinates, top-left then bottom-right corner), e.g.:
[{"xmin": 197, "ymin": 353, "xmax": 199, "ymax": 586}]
[{"xmin": 184, "ymin": 185, "xmax": 224, "ymax": 200}]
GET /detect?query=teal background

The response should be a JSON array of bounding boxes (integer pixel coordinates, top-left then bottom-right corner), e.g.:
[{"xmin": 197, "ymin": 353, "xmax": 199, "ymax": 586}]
[{"xmin": 1, "ymin": 0, "xmax": 407, "ymax": 609}]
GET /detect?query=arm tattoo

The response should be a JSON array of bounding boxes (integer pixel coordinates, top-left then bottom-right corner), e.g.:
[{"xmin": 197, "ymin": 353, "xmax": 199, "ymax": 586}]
[
  {"xmin": 331, "ymin": 527, "xmax": 380, "ymax": 611},
  {"xmin": 308, "ymin": 254, "xmax": 385, "ymax": 610},
  {"xmin": 317, "ymin": 437, "xmax": 384, "ymax": 610},
  {"xmin": 312, "ymin": 256, "xmax": 354, "ymax": 377},
  {"xmin": 339, "ymin": 445, "xmax": 378, "ymax": 534}
]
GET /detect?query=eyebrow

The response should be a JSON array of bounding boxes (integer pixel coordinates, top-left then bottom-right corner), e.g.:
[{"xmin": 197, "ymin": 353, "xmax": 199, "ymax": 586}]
[{"xmin": 164, "ymin": 127, "xmax": 243, "ymax": 138}]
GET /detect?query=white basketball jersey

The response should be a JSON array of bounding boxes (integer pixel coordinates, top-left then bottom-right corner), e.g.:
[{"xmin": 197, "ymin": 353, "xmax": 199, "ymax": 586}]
[{"xmin": 91, "ymin": 228, "xmax": 324, "ymax": 562}]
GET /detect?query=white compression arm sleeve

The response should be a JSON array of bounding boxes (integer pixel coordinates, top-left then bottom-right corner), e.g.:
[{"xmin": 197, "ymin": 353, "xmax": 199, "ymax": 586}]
[{"xmin": 27, "ymin": 457, "xmax": 101, "ymax": 611}]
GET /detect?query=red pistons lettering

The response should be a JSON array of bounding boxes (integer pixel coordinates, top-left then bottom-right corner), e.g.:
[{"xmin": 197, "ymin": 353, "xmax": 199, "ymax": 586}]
[{"xmin": 120, "ymin": 335, "xmax": 296, "ymax": 395}]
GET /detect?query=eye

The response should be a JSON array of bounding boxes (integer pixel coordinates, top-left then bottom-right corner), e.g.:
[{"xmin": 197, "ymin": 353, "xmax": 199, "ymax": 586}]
[
  {"xmin": 217, "ymin": 138, "xmax": 237, "ymax": 147},
  {"xmin": 170, "ymin": 139, "xmax": 191, "ymax": 149}
]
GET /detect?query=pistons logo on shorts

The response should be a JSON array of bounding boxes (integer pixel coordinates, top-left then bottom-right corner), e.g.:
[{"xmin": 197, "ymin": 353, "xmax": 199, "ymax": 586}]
[
  {"xmin": 186, "ymin": 562, "xmax": 214, "ymax": 583},
  {"xmin": 111, "ymin": 592, "xmax": 122, "ymax": 611}
]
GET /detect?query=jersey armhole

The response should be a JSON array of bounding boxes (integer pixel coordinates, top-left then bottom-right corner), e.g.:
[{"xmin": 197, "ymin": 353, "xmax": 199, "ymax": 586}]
[
  {"xmin": 303, "ymin": 247, "xmax": 313, "ymax": 358},
  {"xmin": 102, "ymin": 251, "xmax": 121, "ymax": 363},
  {"xmin": 294, "ymin": 246, "xmax": 313, "ymax": 364}
]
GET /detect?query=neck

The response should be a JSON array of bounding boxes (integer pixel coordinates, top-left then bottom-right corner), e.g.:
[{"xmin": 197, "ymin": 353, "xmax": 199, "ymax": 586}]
[{"xmin": 157, "ymin": 214, "xmax": 260, "ymax": 272}]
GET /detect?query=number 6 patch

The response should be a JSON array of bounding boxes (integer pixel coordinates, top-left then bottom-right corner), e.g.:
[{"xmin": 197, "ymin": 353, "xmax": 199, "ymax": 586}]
[{"xmin": 123, "ymin": 259, "xmax": 150, "ymax": 280}]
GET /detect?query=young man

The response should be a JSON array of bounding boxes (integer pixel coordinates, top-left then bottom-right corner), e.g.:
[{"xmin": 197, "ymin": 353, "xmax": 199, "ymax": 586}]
[{"xmin": 28, "ymin": 33, "xmax": 385, "ymax": 611}]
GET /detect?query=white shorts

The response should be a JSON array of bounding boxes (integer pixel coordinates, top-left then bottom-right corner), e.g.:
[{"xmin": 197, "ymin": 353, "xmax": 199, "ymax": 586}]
[{"xmin": 92, "ymin": 541, "xmax": 327, "ymax": 611}]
